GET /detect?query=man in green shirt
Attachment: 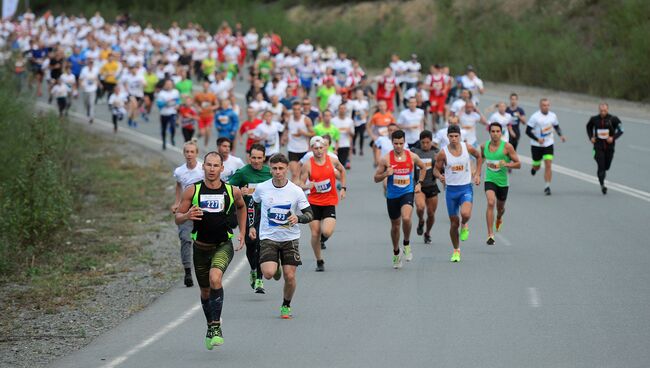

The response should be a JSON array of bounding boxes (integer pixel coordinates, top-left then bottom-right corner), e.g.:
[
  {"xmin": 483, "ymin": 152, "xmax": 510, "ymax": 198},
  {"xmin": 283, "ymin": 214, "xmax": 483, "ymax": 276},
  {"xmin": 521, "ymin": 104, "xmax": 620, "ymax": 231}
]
[
  {"xmin": 481, "ymin": 122, "xmax": 521, "ymax": 245},
  {"xmin": 176, "ymin": 70, "xmax": 194, "ymax": 96},
  {"xmin": 316, "ymin": 79, "xmax": 336, "ymax": 112},
  {"xmin": 228, "ymin": 143, "xmax": 272, "ymax": 293},
  {"xmin": 313, "ymin": 110, "xmax": 340, "ymax": 152},
  {"xmin": 143, "ymin": 66, "xmax": 159, "ymax": 121}
]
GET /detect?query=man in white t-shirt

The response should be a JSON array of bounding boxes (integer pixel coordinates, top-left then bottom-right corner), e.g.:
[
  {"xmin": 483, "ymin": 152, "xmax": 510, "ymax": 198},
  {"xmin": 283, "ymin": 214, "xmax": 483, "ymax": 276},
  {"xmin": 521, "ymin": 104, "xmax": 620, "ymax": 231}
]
[
  {"xmin": 331, "ymin": 104, "xmax": 354, "ymax": 168},
  {"xmin": 244, "ymin": 28, "xmax": 259, "ymax": 62},
  {"xmin": 397, "ymin": 97, "xmax": 425, "ymax": 146},
  {"xmin": 487, "ymin": 102, "xmax": 515, "ymax": 143},
  {"xmin": 249, "ymin": 153, "xmax": 314, "ymax": 319},
  {"xmin": 217, "ymin": 137, "xmax": 245, "ymax": 182},
  {"xmin": 171, "ymin": 141, "xmax": 205, "ymax": 287},
  {"xmin": 460, "ymin": 66, "xmax": 484, "ymax": 106},
  {"xmin": 525, "ymin": 98, "xmax": 567, "ymax": 195},
  {"xmin": 79, "ymin": 58, "xmax": 100, "ymax": 123},
  {"xmin": 251, "ymin": 110, "xmax": 285, "ymax": 159},
  {"xmin": 375, "ymin": 123, "xmax": 410, "ymax": 158},
  {"xmin": 457, "ymin": 101, "xmax": 487, "ymax": 148},
  {"xmin": 433, "ymin": 116, "xmax": 467, "ymax": 150}
]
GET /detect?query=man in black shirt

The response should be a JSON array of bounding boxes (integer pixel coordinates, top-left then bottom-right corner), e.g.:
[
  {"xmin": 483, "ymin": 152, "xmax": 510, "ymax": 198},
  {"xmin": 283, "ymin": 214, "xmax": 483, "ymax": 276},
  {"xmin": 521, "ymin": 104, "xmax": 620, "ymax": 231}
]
[{"xmin": 586, "ymin": 103, "xmax": 624, "ymax": 194}]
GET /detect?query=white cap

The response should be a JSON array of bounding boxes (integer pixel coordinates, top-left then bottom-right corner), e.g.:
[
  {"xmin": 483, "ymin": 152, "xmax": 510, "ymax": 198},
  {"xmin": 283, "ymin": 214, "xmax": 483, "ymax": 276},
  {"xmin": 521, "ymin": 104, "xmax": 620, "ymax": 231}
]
[{"xmin": 310, "ymin": 136, "xmax": 325, "ymax": 147}]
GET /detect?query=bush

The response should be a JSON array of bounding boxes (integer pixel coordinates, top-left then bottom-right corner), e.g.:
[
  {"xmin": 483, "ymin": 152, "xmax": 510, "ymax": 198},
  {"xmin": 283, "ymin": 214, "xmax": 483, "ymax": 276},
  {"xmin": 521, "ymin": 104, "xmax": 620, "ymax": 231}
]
[{"xmin": 0, "ymin": 73, "xmax": 73, "ymax": 275}]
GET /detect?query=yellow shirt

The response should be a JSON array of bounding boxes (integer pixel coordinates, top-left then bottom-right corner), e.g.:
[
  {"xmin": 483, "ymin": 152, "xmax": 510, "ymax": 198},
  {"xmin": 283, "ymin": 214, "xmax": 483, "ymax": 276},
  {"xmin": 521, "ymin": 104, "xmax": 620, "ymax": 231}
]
[{"xmin": 101, "ymin": 61, "xmax": 120, "ymax": 84}]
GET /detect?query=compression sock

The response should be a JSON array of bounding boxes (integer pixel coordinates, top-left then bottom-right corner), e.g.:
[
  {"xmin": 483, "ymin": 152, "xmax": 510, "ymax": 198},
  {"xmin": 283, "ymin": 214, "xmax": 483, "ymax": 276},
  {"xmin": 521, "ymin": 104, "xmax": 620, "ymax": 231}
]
[
  {"xmin": 597, "ymin": 170, "xmax": 606, "ymax": 186},
  {"xmin": 320, "ymin": 234, "xmax": 329, "ymax": 244},
  {"xmin": 282, "ymin": 299, "xmax": 291, "ymax": 307},
  {"xmin": 208, "ymin": 288, "xmax": 224, "ymax": 323},
  {"xmin": 403, "ymin": 240, "xmax": 410, "ymax": 246},
  {"xmin": 200, "ymin": 297, "xmax": 210, "ymax": 323},
  {"xmin": 393, "ymin": 248, "xmax": 400, "ymax": 256}
]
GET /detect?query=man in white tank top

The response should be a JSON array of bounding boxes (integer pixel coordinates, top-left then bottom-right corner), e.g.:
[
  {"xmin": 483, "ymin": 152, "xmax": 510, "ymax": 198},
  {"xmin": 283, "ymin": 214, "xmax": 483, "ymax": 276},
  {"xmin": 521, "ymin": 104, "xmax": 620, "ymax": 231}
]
[
  {"xmin": 433, "ymin": 125, "xmax": 482, "ymax": 263},
  {"xmin": 286, "ymin": 100, "xmax": 314, "ymax": 183}
]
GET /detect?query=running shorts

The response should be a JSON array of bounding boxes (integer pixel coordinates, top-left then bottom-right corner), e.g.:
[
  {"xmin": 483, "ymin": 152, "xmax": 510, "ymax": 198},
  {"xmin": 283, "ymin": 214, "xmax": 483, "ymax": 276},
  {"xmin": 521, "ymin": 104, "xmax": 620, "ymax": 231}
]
[
  {"xmin": 531, "ymin": 145, "xmax": 554, "ymax": 165},
  {"xmin": 193, "ymin": 240, "xmax": 234, "ymax": 288},
  {"xmin": 421, "ymin": 184, "xmax": 440, "ymax": 199},
  {"xmin": 386, "ymin": 192, "xmax": 414, "ymax": 220},
  {"xmin": 259, "ymin": 239, "xmax": 302, "ymax": 266},
  {"xmin": 288, "ymin": 151, "xmax": 307, "ymax": 162},
  {"xmin": 484, "ymin": 181, "xmax": 509, "ymax": 201},
  {"xmin": 311, "ymin": 204, "xmax": 336, "ymax": 221},
  {"xmin": 445, "ymin": 183, "xmax": 473, "ymax": 217},
  {"xmin": 198, "ymin": 115, "xmax": 213, "ymax": 130},
  {"xmin": 429, "ymin": 96, "xmax": 446, "ymax": 114}
]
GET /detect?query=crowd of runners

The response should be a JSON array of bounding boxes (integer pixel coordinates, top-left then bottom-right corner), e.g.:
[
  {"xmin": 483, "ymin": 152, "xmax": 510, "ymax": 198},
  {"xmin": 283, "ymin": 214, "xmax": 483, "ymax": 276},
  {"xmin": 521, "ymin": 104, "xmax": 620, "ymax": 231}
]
[{"xmin": 2, "ymin": 10, "xmax": 626, "ymax": 349}]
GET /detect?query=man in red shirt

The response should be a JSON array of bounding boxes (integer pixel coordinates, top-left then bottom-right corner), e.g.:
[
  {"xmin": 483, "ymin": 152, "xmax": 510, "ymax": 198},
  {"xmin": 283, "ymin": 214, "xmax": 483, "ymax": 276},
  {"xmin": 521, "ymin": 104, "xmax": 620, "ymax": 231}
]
[
  {"xmin": 238, "ymin": 106, "xmax": 263, "ymax": 154},
  {"xmin": 375, "ymin": 67, "xmax": 401, "ymax": 112}
]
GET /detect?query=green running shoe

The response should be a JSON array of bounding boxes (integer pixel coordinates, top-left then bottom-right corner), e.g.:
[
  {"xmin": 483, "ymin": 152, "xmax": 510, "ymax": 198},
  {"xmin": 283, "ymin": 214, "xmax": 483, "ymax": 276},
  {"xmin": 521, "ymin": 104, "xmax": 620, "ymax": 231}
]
[
  {"xmin": 450, "ymin": 250, "xmax": 461, "ymax": 262},
  {"xmin": 209, "ymin": 323, "xmax": 224, "ymax": 346},
  {"xmin": 460, "ymin": 226, "xmax": 469, "ymax": 241},
  {"xmin": 392, "ymin": 254, "xmax": 402, "ymax": 269},
  {"xmin": 273, "ymin": 266, "xmax": 282, "ymax": 281},
  {"xmin": 204, "ymin": 326, "xmax": 214, "ymax": 350},
  {"xmin": 280, "ymin": 305, "xmax": 292, "ymax": 319},
  {"xmin": 404, "ymin": 245, "xmax": 413, "ymax": 262},
  {"xmin": 249, "ymin": 270, "xmax": 257, "ymax": 290},
  {"xmin": 254, "ymin": 278, "xmax": 265, "ymax": 294}
]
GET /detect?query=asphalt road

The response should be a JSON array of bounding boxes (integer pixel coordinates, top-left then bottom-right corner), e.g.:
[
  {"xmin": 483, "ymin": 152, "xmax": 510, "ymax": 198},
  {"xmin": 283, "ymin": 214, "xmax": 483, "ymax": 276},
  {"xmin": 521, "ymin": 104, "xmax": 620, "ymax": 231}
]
[{"xmin": 44, "ymin": 79, "xmax": 650, "ymax": 368}]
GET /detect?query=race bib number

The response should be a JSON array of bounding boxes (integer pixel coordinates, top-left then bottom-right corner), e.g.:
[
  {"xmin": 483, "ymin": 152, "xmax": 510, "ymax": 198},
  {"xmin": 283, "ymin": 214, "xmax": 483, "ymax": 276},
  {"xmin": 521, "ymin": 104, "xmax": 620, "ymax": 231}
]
[
  {"xmin": 421, "ymin": 158, "xmax": 432, "ymax": 170},
  {"xmin": 377, "ymin": 127, "xmax": 388, "ymax": 136},
  {"xmin": 166, "ymin": 99, "xmax": 176, "ymax": 107},
  {"xmin": 199, "ymin": 194, "xmax": 225, "ymax": 213},
  {"xmin": 486, "ymin": 160, "xmax": 501, "ymax": 171},
  {"xmin": 218, "ymin": 115, "xmax": 229, "ymax": 125},
  {"xmin": 451, "ymin": 164, "xmax": 465, "ymax": 173},
  {"xmin": 393, "ymin": 174, "xmax": 410, "ymax": 187},
  {"xmin": 268, "ymin": 204, "xmax": 291, "ymax": 227},
  {"xmin": 597, "ymin": 129, "xmax": 609, "ymax": 139},
  {"xmin": 313, "ymin": 179, "xmax": 332, "ymax": 193},
  {"xmin": 85, "ymin": 79, "xmax": 94, "ymax": 87},
  {"xmin": 541, "ymin": 125, "xmax": 553, "ymax": 137},
  {"xmin": 201, "ymin": 101, "xmax": 211, "ymax": 108}
]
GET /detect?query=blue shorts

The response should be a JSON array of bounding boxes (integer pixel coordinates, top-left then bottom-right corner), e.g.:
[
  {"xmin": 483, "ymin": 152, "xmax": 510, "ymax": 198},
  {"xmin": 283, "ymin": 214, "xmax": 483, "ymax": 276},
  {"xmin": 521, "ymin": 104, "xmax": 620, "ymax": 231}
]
[{"xmin": 445, "ymin": 184, "xmax": 473, "ymax": 217}]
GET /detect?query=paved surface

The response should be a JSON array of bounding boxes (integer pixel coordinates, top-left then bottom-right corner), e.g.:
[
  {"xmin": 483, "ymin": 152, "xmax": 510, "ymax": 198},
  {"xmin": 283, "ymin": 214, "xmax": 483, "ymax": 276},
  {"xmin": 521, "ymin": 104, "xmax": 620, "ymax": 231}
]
[{"xmin": 41, "ymin": 80, "xmax": 650, "ymax": 368}]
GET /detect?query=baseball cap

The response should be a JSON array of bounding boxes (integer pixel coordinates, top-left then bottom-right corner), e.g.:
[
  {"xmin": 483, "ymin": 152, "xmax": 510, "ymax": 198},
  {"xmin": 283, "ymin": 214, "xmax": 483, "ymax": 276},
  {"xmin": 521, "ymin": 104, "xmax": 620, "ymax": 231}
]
[
  {"xmin": 310, "ymin": 136, "xmax": 325, "ymax": 147},
  {"xmin": 447, "ymin": 124, "xmax": 461, "ymax": 135}
]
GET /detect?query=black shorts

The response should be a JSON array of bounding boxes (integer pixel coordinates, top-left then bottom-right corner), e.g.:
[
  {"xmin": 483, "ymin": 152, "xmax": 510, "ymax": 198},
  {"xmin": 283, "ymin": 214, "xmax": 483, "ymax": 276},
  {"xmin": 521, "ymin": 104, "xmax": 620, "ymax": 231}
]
[
  {"xmin": 421, "ymin": 184, "xmax": 440, "ymax": 199},
  {"xmin": 288, "ymin": 151, "xmax": 307, "ymax": 162},
  {"xmin": 531, "ymin": 145, "xmax": 554, "ymax": 164},
  {"xmin": 259, "ymin": 239, "xmax": 302, "ymax": 266},
  {"xmin": 311, "ymin": 204, "xmax": 336, "ymax": 221},
  {"xmin": 484, "ymin": 181, "xmax": 509, "ymax": 201},
  {"xmin": 386, "ymin": 192, "xmax": 414, "ymax": 220}
]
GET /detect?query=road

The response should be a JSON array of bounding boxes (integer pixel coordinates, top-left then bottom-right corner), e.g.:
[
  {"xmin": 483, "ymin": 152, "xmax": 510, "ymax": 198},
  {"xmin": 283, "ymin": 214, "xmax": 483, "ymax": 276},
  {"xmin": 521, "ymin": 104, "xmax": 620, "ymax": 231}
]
[{"xmin": 44, "ymin": 79, "xmax": 650, "ymax": 368}]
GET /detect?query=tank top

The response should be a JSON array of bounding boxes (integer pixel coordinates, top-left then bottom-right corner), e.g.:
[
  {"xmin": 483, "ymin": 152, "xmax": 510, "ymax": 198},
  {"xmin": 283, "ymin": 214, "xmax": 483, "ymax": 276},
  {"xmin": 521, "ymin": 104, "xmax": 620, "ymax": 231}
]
[
  {"xmin": 386, "ymin": 150, "xmax": 414, "ymax": 199},
  {"xmin": 483, "ymin": 140, "xmax": 510, "ymax": 187},
  {"xmin": 429, "ymin": 74, "xmax": 445, "ymax": 97},
  {"xmin": 287, "ymin": 114, "xmax": 309, "ymax": 153},
  {"xmin": 308, "ymin": 155, "xmax": 338, "ymax": 206},
  {"xmin": 191, "ymin": 181, "xmax": 235, "ymax": 244},
  {"xmin": 443, "ymin": 143, "xmax": 471, "ymax": 186}
]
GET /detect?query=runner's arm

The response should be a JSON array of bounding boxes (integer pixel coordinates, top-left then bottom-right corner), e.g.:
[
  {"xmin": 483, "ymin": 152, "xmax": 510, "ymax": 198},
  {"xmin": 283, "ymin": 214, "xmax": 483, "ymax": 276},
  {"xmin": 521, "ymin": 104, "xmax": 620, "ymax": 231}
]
[
  {"xmin": 525, "ymin": 125, "xmax": 539, "ymax": 141},
  {"xmin": 299, "ymin": 162, "xmax": 312, "ymax": 191},
  {"xmin": 467, "ymin": 143, "xmax": 483, "ymax": 178},
  {"xmin": 175, "ymin": 185, "xmax": 199, "ymax": 225},
  {"xmin": 233, "ymin": 187, "xmax": 247, "ymax": 239},
  {"xmin": 172, "ymin": 182, "xmax": 182, "ymax": 212},
  {"xmin": 332, "ymin": 157, "xmax": 347, "ymax": 189},
  {"xmin": 373, "ymin": 156, "xmax": 390, "ymax": 183},
  {"xmin": 504, "ymin": 143, "xmax": 521, "ymax": 169},
  {"xmin": 433, "ymin": 150, "xmax": 446, "ymax": 183},
  {"xmin": 586, "ymin": 118, "xmax": 595, "ymax": 140},
  {"xmin": 613, "ymin": 117, "xmax": 624, "ymax": 140}
]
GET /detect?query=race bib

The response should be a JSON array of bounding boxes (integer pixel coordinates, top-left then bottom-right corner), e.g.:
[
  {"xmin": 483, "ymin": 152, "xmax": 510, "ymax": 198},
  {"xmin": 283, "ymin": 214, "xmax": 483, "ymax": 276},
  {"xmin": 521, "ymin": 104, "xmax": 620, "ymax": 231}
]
[
  {"xmin": 268, "ymin": 204, "xmax": 291, "ymax": 227},
  {"xmin": 377, "ymin": 127, "xmax": 388, "ymax": 136},
  {"xmin": 218, "ymin": 115, "xmax": 229, "ymax": 125},
  {"xmin": 461, "ymin": 125, "xmax": 474, "ymax": 130},
  {"xmin": 201, "ymin": 101, "xmax": 211, "ymax": 108},
  {"xmin": 313, "ymin": 179, "xmax": 332, "ymax": 193},
  {"xmin": 199, "ymin": 194, "xmax": 225, "ymax": 213},
  {"xmin": 541, "ymin": 125, "xmax": 553, "ymax": 137},
  {"xmin": 597, "ymin": 129, "xmax": 609, "ymax": 139},
  {"xmin": 166, "ymin": 99, "xmax": 176, "ymax": 107},
  {"xmin": 393, "ymin": 174, "xmax": 410, "ymax": 187},
  {"xmin": 451, "ymin": 164, "xmax": 465, "ymax": 173},
  {"xmin": 421, "ymin": 158, "xmax": 432, "ymax": 169},
  {"xmin": 486, "ymin": 159, "xmax": 501, "ymax": 171}
]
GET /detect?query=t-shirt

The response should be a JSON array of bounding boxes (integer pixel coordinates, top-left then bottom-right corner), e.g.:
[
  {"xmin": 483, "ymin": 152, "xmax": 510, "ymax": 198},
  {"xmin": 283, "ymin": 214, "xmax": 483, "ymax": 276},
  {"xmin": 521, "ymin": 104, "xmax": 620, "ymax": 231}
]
[
  {"xmin": 239, "ymin": 119, "xmax": 263, "ymax": 152},
  {"xmin": 460, "ymin": 75, "xmax": 484, "ymax": 105},
  {"xmin": 173, "ymin": 161, "xmax": 204, "ymax": 189},
  {"xmin": 458, "ymin": 111, "xmax": 482, "ymax": 145},
  {"xmin": 122, "ymin": 72, "xmax": 145, "ymax": 98},
  {"xmin": 349, "ymin": 99, "xmax": 370, "ymax": 127},
  {"xmin": 157, "ymin": 89, "xmax": 180, "ymax": 116},
  {"xmin": 527, "ymin": 110, "xmax": 559, "ymax": 148},
  {"xmin": 369, "ymin": 112, "xmax": 396, "ymax": 137},
  {"xmin": 313, "ymin": 123, "xmax": 341, "ymax": 151},
  {"xmin": 228, "ymin": 165, "xmax": 272, "ymax": 193},
  {"xmin": 375, "ymin": 136, "xmax": 409, "ymax": 157},
  {"xmin": 505, "ymin": 106, "xmax": 526, "ymax": 134},
  {"xmin": 397, "ymin": 108, "xmax": 424, "ymax": 145},
  {"xmin": 221, "ymin": 155, "xmax": 245, "ymax": 182},
  {"xmin": 411, "ymin": 147, "xmax": 439, "ymax": 187},
  {"xmin": 488, "ymin": 112, "xmax": 513, "ymax": 142},
  {"xmin": 252, "ymin": 179, "xmax": 310, "ymax": 242},
  {"xmin": 195, "ymin": 92, "xmax": 217, "ymax": 118},
  {"xmin": 253, "ymin": 121, "xmax": 285, "ymax": 156},
  {"xmin": 433, "ymin": 127, "xmax": 468, "ymax": 150},
  {"xmin": 79, "ymin": 66, "xmax": 99, "ymax": 92},
  {"xmin": 175, "ymin": 79, "xmax": 193, "ymax": 96},
  {"xmin": 316, "ymin": 86, "xmax": 336, "ymax": 112},
  {"xmin": 331, "ymin": 116, "xmax": 354, "ymax": 148}
]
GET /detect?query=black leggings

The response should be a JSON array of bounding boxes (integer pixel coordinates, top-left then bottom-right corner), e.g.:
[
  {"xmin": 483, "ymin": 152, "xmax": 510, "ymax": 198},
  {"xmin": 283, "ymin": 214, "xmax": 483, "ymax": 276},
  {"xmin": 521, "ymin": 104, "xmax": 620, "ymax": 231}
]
[
  {"xmin": 338, "ymin": 147, "xmax": 350, "ymax": 166},
  {"xmin": 182, "ymin": 127, "xmax": 195, "ymax": 142},
  {"xmin": 56, "ymin": 97, "xmax": 67, "ymax": 116},
  {"xmin": 353, "ymin": 124, "xmax": 366, "ymax": 153},
  {"xmin": 161, "ymin": 114, "xmax": 176, "ymax": 148},
  {"xmin": 594, "ymin": 148, "xmax": 614, "ymax": 186},
  {"xmin": 245, "ymin": 236, "xmax": 262, "ymax": 278}
]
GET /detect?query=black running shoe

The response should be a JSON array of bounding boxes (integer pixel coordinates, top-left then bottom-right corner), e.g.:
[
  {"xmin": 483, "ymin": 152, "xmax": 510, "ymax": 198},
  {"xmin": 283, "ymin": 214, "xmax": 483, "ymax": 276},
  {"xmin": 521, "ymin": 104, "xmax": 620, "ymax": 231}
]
[
  {"xmin": 316, "ymin": 260, "xmax": 325, "ymax": 272},
  {"xmin": 417, "ymin": 221, "xmax": 424, "ymax": 236},
  {"xmin": 184, "ymin": 273, "xmax": 194, "ymax": 287},
  {"xmin": 320, "ymin": 241, "xmax": 326, "ymax": 250},
  {"xmin": 601, "ymin": 186, "xmax": 607, "ymax": 195},
  {"xmin": 486, "ymin": 236, "xmax": 495, "ymax": 245},
  {"xmin": 531, "ymin": 168, "xmax": 537, "ymax": 176},
  {"xmin": 544, "ymin": 187, "xmax": 551, "ymax": 196},
  {"xmin": 424, "ymin": 234, "xmax": 432, "ymax": 244}
]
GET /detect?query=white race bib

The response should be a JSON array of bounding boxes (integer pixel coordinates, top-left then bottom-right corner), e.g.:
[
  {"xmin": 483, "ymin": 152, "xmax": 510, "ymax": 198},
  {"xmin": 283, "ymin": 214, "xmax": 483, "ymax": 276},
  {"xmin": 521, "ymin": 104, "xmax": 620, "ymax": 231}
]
[
  {"xmin": 313, "ymin": 179, "xmax": 332, "ymax": 193},
  {"xmin": 199, "ymin": 194, "xmax": 224, "ymax": 213},
  {"xmin": 421, "ymin": 158, "xmax": 432, "ymax": 170},
  {"xmin": 486, "ymin": 159, "xmax": 501, "ymax": 172},
  {"xmin": 541, "ymin": 125, "xmax": 553, "ymax": 137},
  {"xmin": 597, "ymin": 129, "xmax": 609, "ymax": 139}
]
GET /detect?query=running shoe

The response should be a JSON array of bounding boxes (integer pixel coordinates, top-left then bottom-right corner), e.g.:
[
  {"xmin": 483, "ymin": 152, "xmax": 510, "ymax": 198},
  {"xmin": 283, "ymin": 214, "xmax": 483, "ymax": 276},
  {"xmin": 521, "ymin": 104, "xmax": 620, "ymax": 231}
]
[
  {"xmin": 184, "ymin": 273, "xmax": 194, "ymax": 287},
  {"xmin": 424, "ymin": 234, "xmax": 432, "ymax": 244},
  {"xmin": 315, "ymin": 260, "xmax": 325, "ymax": 272},
  {"xmin": 460, "ymin": 225, "xmax": 469, "ymax": 241},
  {"xmin": 273, "ymin": 266, "xmax": 282, "ymax": 281},
  {"xmin": 601, "ymin": 186, "xmax": 607, "ymax": 195},
  {"xmin": 416, "ymin": 221, "xmax": 424, "ymax": 236},
  {"xmin": 531, "ymin": 168, "xmax": 537, "ymax": 176},
  {"xmin": 249, "ymin": 270, "xmax": 256, "ymax": 290},
  {"xmin": 544, "ymin": 187, "xmax": 551, "ymax": 196},
  {"xmin": 210, "ymin": 323, "xmax": 224, "ymax": 346},
  {"xmin": 486, "ymin": 235, "xmax": 495, "ymax": 245},
  {"xmin": 392, "ymin": 254, "xmax": 402, "ymax": 269},
  {"xmin": 254, "ymin": 279, "xmax": 265, "ymax": 294},
  {"xmin": 404, "ymin": 245, "xmax": 413, "ymax": 262},
  {"xmin": 495, "ymin": 218, "xmax": 503, "ymax": 232},
  {"xmin": 320, "ymin": 241, "xmax": 326, "ymax": 250},
  {"xmin": 450, "ymin": 250, "xmax": 461, "ymax": 262},
  {"xmin": 280, "ymin": 305, "xmax": 292, "ymax": 319},
  {"xmin": 204, "ymin": 326, "xmax": 214, "ymax": 350}
]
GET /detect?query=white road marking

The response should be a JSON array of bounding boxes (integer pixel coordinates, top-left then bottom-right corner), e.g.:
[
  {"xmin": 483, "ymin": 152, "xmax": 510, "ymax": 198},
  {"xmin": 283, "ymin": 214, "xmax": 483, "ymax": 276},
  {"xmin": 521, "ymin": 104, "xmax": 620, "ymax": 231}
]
[
  {"xmin": 495, "ymin": 233, "xmax": 511, "ymax": 246},
  {"xmin": 629, "ymin": 144, "xmax": 650, "ymax": 153},
  {"xmin": 527, "ymin": 287, "xmax": 541, "ymax": 308},
  {"xmin": 100, "ymin": 257, "xmax": 247, "ymax": 368}
]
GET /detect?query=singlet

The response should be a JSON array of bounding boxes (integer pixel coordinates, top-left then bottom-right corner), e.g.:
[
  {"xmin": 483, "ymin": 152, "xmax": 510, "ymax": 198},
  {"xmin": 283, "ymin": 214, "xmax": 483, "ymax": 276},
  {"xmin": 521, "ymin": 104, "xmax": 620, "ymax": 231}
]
[
  {"xmin": 287, "ymin": 114, "xmax": 309, "ymax": 153},
  {"xmin": 429, "ymin": 73, "xmax": 446, "ymax": 97},
  {"xmin": 377, "ymin": 77, "xmax": 396, "ymax": 99},
  {"xmin": 190, "ymin": 181, "xmax": 235, "ymax": 244},
  {"xmin": 386, "ymin": 150, "xmax": 414, "ymax": 199},
  {"xmin": 411, "ymin": 147, "xmax": 439, "ymax": 188},
  {"xmin": 443, "ymin": 143, "xmax": 471, "ymax": 186},
  {"xmin": 308, "ymin": 155, "xmax": 339, "ymax": 206},
  {"xmin": 483, "ymin": 140, "xmax": 510, "ymax": 187}
]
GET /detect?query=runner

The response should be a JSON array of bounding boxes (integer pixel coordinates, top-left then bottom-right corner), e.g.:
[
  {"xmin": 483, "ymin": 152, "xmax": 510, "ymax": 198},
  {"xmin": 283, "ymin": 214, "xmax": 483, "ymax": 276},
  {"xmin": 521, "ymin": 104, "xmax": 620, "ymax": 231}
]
[
  {"xmin": 228, "ymin": 143, "xmax": 272, "ymax": 293},
  {"xmin": 458, "ymin": 101, "xmax": 487, "ymax": 149},
  {"xmin": 171, "ymin": 141, "xmax": 204, "ymax": 288},
  {"xmin": 375, "ymin": 67, "xmax": 401, "ymax": 112},
  {"xmin": 425, "ymin": 64, "xmax": 450, "ymax": 128},
  {"xmin": 249, "ymin": 153, "xmax": 314, "ymax": 319},
  {"xmin": 373, "ymin": 130, "xmax": 427, "ymax": 268},
  {"xmin": 480, "ymin": 123, "xmax": 521, "ymax": 245},
  {"xmin": 486, "ymin": 102, "xmax": 516, "ymax": 143},
  {"xmin": 108, "ymin": 84, "xmax": 128, "ymax": 133},
  {"xmin": 214, "ymin": 99, "xmax": 240, "ymax": 144},
  {"xmin": 313, "ymin": 110, "xmax": 341, "ymax": 153},
  {"xmin": 251, "ymin": 110, "xmax": 285, "ymax": 161},
  {"xmin": 433, "ymin": 124, "xmax": 482, "ymax": 262},
  {"xmin": 331, "ymin": 104, "xmax": 354, "ymax": 168},
  {"xmin": 350, "ymin": 89, "xmax": 370, "ymax": 156},
  {"xmin": 122, "ymin": 64, "xmax": 146, "ymax": 128},
  {"xmin": 218, "ymin": 137, "xmax": 245, "ymax": 182},
  {"xmin": 586, "ymin": 103, "xmax": 624, "ymax": 194},
  {"xmin": 156, "ymin": 79, "xmax": 181, "ymax": 150},
  {"xmin": 300, "ymin": 136, "xmax": 347, "ymax": 271},
  {"xmin": 526, "ymin": 98, "xmax": 566, "ymax": 195},
  {"xmin": 433, "ymin": 116, "xmax": 466, "ymax": 151},
  {"xmin": 287, "ymin": 101, "xmax": 315, "ymax": 182},
  {"xmin": 179, "ymin": 96, "xmax": 199, "ymax": 142},
  {"xmin": 238, "ymin": 106, "xmax": 263, "ymax": 154},
  {"xmin": 505, "ymin": 93, "xmax": 526, "ymax": 153},
  {"xmin": 367, "ymin": 100, "xmax": 396, "ymax": 166},
  {"xmin": 175, "ymin": 151, "xmax": 247, "ymax": 348},
  {"xmin": 410, "ymin": 130, "xmax": 440, "ymax": 244},
  {"xmin": 79, "ymin": 58, "xmax": 99, "ymax": 124},
  {"xmin": 397, "ymin": 97, "xmax": 425, "ymax": 147},
  {"xmin": 194, "ymin": 81, "xmax": 219, "ymax": 147}
]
